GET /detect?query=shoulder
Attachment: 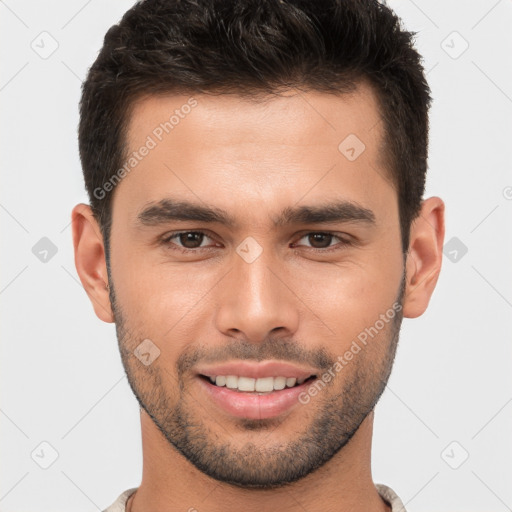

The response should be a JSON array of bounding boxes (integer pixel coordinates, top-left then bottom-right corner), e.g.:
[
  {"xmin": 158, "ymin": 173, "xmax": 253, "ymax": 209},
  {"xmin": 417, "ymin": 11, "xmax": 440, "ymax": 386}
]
[
  {"xmin": 102, "ymin": 488, "xmax": 138, "ymax": 512},
  {"xmin": 376, "ymin": 483, "xmax": 407, "ymax": 512}
]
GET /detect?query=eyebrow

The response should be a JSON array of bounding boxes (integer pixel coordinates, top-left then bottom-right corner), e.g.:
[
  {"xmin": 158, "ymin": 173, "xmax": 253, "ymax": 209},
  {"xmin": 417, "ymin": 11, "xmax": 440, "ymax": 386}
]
[{"xmin": 136, "ymin": 198, "xmax": 376, "ymax": 229}]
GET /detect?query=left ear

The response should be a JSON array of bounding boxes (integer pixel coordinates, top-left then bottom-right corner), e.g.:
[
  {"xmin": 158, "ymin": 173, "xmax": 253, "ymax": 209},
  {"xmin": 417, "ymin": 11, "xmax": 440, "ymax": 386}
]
[{"xmin": 402, "ymin": 196, "xmax": 445, "ymax": 318}]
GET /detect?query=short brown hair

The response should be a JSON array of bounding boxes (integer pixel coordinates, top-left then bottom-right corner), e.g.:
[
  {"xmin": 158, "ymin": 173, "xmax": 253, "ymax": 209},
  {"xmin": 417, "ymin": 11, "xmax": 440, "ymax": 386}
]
[{"xmin": 78, "ymin": 0, "xmax": 432, "ymax": 254}]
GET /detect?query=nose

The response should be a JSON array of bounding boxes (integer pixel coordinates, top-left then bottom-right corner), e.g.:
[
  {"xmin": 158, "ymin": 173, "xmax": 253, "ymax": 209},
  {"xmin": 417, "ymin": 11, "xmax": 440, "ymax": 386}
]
[{"xmin": 213, "ymin": 247, "xmax": 300, "ymax": 343}]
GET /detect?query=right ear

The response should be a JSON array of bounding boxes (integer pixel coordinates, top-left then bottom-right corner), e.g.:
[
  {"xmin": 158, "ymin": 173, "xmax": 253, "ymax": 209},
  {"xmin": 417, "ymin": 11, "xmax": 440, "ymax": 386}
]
[{"xmin": 71, "ymin": 203, "xmax": 114, "ymax": 323}]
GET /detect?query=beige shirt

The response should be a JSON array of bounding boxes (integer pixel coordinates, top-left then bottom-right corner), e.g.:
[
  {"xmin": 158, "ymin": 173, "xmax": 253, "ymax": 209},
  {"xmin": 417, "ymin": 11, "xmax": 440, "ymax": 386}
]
[{"xmin": 102, "ymin": 483, "xmax": 407, "ymax": 511}]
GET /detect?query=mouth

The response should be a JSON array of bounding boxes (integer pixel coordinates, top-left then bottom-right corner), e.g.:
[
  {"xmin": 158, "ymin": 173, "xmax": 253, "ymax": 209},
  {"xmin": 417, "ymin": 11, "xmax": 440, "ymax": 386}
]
[
  {"xmin": 195, "ymin": 360, "xmax": 320, "ymax": 419},
  {"xmin": 199, "ymin": 374, "xmax": 317, "ymax": 394},
  {"xmin": 196, "ymin": 361, "xmax": 320, "ymax": 420}
]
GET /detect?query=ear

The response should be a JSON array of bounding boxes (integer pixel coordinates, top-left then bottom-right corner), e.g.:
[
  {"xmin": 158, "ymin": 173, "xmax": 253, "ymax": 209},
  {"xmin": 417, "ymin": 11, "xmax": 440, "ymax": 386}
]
[
  {"xmin": 402, "ymin": 196, "xmax": 445, "ymax": 319},
  {"xmin": 71, "ymin": 203, "xmax": 114, "ymax": 323}
]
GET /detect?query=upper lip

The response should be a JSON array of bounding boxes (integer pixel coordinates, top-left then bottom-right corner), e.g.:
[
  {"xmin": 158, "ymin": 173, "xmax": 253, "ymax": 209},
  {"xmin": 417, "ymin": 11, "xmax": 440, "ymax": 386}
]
[{"xmin": 196, "ymin": 360, "xmax": 318, "ymax": 380}]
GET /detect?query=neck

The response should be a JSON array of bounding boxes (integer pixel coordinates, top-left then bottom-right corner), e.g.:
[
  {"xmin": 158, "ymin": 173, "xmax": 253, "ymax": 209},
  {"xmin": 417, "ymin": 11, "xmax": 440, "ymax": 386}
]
[{"xmin": 129, "ymin": 409, "xmax": 390, "ymax": 512}]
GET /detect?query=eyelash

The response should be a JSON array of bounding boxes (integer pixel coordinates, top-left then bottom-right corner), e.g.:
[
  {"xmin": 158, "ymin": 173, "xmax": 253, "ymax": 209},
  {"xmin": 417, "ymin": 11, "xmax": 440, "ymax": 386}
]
[{"xmin": 160, "ymin": 230, "xmax": 352, "ymax": 254}]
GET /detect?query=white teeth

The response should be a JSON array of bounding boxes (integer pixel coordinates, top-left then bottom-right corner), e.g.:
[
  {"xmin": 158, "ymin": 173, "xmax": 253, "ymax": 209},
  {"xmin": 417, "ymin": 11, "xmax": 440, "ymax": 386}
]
[
  {"xmin": 215, "ymin": 376, "xmax": 226, "ymax": 387},
  {"xmin": 286, "ymin": 377, "xmax": 297, "ymax": 388},
  {"xmin": 238, "ymin": 376, "xmax": 255, "ymax": 391},
  {"xmin": 207, "ymin": 375, "xmax": 309, "ymax": 392},
  {"xmin": 255, "ymin": 377, "xmax": 274, "ymax": 392},
  {"xmin": 273, "ymin": 376, "xmax": 286, "ymax": 390},
  {"xmin": 226, "ymin": 375, "xmax": 238, "ymax": 389}
]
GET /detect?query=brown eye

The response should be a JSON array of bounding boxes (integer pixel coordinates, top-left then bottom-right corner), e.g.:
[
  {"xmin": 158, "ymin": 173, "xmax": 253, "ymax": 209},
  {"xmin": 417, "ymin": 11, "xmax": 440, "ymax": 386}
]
[
  {"xmin": 293, "ymin": 232, "xmax": 351, "ymax": 253},
  {"xmin": 307, "ymin": 233, "xmax": 334, "ymax": 248},
  {"xmin": 161, "ymin": 230, "xmax": 216, "ymax": 252},
  {"xmin": 177, "ymin": 232, "xmax": 205, "ymax": 249}
]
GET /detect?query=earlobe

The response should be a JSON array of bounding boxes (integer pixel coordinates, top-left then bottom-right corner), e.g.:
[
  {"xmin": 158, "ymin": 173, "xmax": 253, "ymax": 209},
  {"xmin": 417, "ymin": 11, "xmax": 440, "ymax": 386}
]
[
  {"xmin": 402, "ymin": 196, "xmax": 446, "ymax": 319},
  {"xmin": 71, "ymin": 203, "xmax": 115, "ymax": 323}
]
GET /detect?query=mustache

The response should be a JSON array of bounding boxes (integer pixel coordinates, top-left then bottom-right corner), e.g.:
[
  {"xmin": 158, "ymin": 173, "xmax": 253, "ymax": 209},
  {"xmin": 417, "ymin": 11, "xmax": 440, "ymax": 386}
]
[{"xmin": 175, "ymin": 337, "xmax": 336, "ymax": 378}]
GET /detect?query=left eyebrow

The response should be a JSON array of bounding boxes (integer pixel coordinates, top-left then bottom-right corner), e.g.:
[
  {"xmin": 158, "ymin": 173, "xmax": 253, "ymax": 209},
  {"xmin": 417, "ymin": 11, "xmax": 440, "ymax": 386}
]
[
  {"xmin": 273, "ymin": 201, "xmax": 376, "ymax": 227},
  {"xmin": 135, "ymin": 197, "xmax": 376, "ymax": 229}
]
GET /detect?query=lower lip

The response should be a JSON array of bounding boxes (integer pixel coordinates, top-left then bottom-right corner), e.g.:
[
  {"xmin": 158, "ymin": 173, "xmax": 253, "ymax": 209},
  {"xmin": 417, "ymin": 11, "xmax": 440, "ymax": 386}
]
[{"xmin": 198, "ymin": 377, "xmax": 313, "ymax": 420}]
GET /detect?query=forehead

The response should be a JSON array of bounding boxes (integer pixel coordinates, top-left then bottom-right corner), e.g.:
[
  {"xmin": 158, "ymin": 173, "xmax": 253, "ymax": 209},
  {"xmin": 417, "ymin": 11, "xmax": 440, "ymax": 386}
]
[
  {"xmin": 116, "ymin": 82, "xmax": 392, "ymax": 224},
  {"xmin": 126, "ymin": 82, "xmax": 384, "ymax": 154}
]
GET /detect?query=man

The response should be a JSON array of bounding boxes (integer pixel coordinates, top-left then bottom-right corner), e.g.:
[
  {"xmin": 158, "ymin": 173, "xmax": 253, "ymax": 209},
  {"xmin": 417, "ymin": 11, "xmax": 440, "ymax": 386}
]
[{"xmin": 71, "ymin": 0, "xmax": 445, "ymax": 510}]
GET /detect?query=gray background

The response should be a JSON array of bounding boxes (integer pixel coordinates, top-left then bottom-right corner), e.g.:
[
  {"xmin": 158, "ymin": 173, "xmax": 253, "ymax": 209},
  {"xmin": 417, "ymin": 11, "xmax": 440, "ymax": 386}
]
[{"xmin": 1, "ymin": 1, "xmax": 511, "ymax": 510}]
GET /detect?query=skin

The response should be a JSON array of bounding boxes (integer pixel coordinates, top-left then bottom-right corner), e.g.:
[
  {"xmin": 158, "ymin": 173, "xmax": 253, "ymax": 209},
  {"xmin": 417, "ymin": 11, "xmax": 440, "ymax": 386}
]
[{"xmin": 72, "ymin": 81, "xmax": 445, "ymax": 512}]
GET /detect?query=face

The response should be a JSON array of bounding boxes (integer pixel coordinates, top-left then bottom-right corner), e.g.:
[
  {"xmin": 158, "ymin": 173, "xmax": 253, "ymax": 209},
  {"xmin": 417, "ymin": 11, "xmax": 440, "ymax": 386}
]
[{"xmin": 107, "ymin": 83, "xmax": 406, "ymax": 488}]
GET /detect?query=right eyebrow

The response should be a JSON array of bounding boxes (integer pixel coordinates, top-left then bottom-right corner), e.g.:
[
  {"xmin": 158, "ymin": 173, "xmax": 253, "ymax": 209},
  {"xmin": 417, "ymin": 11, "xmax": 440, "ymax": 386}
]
[{"xmin": 136, "ymin": 199, "xmax": 238, "ymax": 228}]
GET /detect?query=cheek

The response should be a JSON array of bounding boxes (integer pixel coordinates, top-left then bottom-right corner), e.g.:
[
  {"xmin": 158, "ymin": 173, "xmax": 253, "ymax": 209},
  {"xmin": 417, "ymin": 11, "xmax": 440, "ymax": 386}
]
[
  {"xmin": 111, "ymin": 249, "xmax": 215, "ymax": 362},
  {"xmin": 294, "ymin": 253, "xmax": 402, "ymax": 345},
  {"xmin": 111, "ymin": 230, "xmax": 190, "ymax": 311}
]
